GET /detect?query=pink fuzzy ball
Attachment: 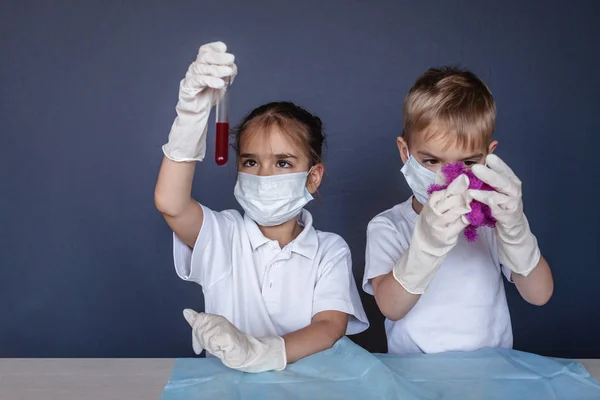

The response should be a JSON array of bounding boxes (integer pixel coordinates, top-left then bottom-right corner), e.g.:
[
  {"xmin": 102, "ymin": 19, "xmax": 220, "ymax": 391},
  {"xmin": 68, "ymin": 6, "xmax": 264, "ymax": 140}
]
[{"xmin": 427, "ymin": 162, "xmax": 496, "ymax": 242}]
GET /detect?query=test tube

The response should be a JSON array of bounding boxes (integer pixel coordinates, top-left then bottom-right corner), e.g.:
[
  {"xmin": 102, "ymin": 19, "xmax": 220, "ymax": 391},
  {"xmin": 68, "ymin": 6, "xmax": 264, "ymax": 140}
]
[{"xmin": 215, "ymin": 80, "xmax": 230, "ymax": 166}]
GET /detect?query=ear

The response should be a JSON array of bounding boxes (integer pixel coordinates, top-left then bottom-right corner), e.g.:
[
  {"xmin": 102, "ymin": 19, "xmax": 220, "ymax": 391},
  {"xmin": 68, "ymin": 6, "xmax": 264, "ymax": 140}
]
[
  {"xmin": 306, "ymin": 163, "xmax": 324, "ymax": 194},
  {"xmin": 397, "ymin": 136, "xmax": 409, "ymax": 164},
  {"xmin": 488, "ymin": 140, "xmax": 498, "ymax": 154}
]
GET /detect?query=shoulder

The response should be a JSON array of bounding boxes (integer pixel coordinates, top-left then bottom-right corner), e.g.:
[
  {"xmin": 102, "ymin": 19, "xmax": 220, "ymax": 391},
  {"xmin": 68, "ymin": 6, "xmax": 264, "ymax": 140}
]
[
  {"xmin": 201, "ymin": 205, "xmax": 244, "ymax": 225},
  {"xmin": 314, "ymin": 230, "xmax": 350, "ymax": 258},
  {"xmin": 367, "ymin": 198, "xmax": 416, "ymax": 235}
]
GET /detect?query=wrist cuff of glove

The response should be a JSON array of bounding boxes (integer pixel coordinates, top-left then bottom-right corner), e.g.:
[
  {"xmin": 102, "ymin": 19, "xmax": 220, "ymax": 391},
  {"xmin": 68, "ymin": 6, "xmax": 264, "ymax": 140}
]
[
  {"xmin": 162, "ymin": 144, "xmax": 205, "ymax": 163},
  {"xmin": 392, "ymin": 266, "xmax": 426, "ymax": 295},
  {"xmin": 392, "ymin": 249, "xmax": 443, "ymax": 295},
  {"xmin": 259, "ymin": 336, "xmax": 287, "ymax": 372},
  {"xmin": 506, "ymin": 245, "xmax": 541, "ymax": 278}
]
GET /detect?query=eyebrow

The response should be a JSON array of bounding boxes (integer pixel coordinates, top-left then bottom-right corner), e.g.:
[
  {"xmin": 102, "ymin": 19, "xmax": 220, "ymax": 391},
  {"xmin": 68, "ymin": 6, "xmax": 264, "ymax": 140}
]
[
  {"xmin": 274, "ymin": 153, "xmax": 298, "ymax": 159},
  {"xmin": 417, "ymin": 151, "xmax": 483, "ymax": 160},
  {"xmin": 238, "ymin": 153, "xmax": 299, "ymax": 159},
  {"xmin": 417, "ymin": 151, "xmax": 441, "ymax": 159},
  {"xmin": 461, "ymin": 153, "xmax": 484, "ymax": 160}
]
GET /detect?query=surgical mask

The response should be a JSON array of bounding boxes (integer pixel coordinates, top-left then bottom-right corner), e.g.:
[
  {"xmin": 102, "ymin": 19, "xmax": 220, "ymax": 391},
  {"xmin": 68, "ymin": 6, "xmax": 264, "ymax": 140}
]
[
  {"xmin": 400, "ymin": 152, "xmax": 436, "ymax": 205},
  {"xmin": 233, "ymin": 169, "xmax": 314, "ymax": 226}
]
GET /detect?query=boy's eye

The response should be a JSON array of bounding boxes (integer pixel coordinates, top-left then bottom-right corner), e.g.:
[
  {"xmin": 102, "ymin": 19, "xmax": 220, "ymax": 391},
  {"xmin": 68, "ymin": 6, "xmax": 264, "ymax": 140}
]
[
  {"xmin": 423, "ymin": 159, "xmax": 439, "ymax": 165},
  {"xmin": 242, "ymin": 160, "xmax": 257, "ymax": 167},
  {"xmin": 276, "ymin": 160, "xmax": 292, "ymax": 168},
  {"xmin": 463, "ymin": 160, "xmax": 479, "ymax": 166}
]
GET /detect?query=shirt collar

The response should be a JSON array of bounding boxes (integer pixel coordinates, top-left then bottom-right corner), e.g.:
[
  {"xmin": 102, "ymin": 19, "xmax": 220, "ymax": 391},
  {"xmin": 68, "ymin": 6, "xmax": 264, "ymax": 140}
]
[{"xmin": 243, "ymin": 209, "xmax": 318, "ymax": 260}]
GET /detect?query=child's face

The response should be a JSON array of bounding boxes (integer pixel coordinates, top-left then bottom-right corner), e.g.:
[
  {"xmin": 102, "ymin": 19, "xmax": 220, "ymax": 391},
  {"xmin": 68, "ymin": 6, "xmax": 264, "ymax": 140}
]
[
  {"xmin": 237, "ymin": 127, "xmax": 324, "ymax": 193},
  {"xmin": 397, "ymin": 124, "xmax": 497, "ymax": 172}
]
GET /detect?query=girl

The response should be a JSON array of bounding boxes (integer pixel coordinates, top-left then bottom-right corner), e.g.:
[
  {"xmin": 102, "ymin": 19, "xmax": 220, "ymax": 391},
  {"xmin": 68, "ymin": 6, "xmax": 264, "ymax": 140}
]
[{"xmin": 154, "ymin": 42, "xmax": 368, "ymax": 373}]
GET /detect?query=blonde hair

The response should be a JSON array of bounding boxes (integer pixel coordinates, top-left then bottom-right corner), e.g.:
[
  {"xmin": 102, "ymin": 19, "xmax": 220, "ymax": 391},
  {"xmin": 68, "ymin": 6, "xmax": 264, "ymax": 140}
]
[{"xmin": 402, "ymin": 66, "xmax": 496, "ymax": 150}]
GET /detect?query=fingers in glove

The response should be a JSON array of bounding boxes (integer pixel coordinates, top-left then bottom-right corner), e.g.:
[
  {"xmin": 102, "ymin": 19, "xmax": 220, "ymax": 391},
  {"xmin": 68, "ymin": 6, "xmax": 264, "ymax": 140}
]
[
  {"xmin": 183, "ymin": 308, "xmax": 199, "ymax": 326},
  {"xmin": 472, "ymin": 162, "xmax": 519, "ymax": 197},
  {"xmin": 439, "ymin": 204, "xmax": 472, "ymax": 227},
  {"xmin": 192, "ymin": 334, "xmax": 203, "ymax": 355},
  {"xmin": 183, "ymin": 74, "xmax": 226, "ymax": 90},
  {"xmin": 445, "ymin": 213, "xmax": 470, "ymax": 236},
  {"xmin": 187, "ymin": 62, "xmax": 235, "ymax": 79},
  {"xmin": 429, "ymin": 176, "xmax": 470, "ymax": 215},
  {"xmin": 432, "ymin": 192, "xmax": 470, "ymax": 215},
  {"xmin": 467, "ymin": 189, "xmax": 511, "ymax": 209},
  {"xmin": 197, "ymin": 49, "xmax": 235, "ymax": 66},
  {"xmin": 198, "ymin": 41, "xmax": 227, "ymax": 54},
  {"xmin": 445, "ymin": 174, "xmax": 470, "ymax": 195},
  {"xmin": 206, "ymin": 333, "xmax": 234, "ymax": 360},
  {"xmin": 183, "ymin": 309, "xmax": 204, "ymax": 355},
  {"xmin": 485, "ymin": 154, "xmax": 519, "ymax": 181}
]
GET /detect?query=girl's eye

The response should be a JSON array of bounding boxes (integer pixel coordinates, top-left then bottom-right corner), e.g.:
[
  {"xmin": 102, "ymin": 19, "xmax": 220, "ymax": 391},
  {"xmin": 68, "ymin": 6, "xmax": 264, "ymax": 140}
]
[
  {"xmin": 423, "ymin": 159, "xmax": 439, "ymax": 165},
  {"xmin": 243, "ymin": 160, "xmax": 257, "ymax": 167},
  {"xmin": 276, "ymin": 160, "xmax": 292, "ymax": 168}
]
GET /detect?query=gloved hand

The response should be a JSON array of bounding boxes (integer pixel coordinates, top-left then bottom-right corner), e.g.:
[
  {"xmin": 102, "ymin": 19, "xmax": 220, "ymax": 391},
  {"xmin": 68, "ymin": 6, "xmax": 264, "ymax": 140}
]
[
  {"xmin": 162, "ymin": 42, "xmax": 237, "ymax": 162},
  {"xmin": 468, "ymin": 154, "xmax": 541, "ymax": 276},
  {"xmin": 183, "ymin": 309, "xmax": 287, "ymax": 373},
  {"xmin": 393, "ymin": 175, "xmax": 471, "ymax": 294}
]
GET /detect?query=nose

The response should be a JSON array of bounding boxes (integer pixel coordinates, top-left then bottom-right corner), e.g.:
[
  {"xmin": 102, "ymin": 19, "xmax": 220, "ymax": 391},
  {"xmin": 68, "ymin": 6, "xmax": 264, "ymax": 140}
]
[{"xmin": 257, "ymin": 165, "xmax": 273, "ymax": 177}]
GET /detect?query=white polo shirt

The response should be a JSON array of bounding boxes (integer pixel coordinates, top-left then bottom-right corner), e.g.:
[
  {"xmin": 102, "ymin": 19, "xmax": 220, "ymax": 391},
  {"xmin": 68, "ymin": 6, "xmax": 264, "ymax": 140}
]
[
  {"xmin": 173, "ymin": 205, "xmax": 369, "ymax": 339},
  {"xmin": 363, "ymin": 198, "xmax": 513, "ymax": 355}
]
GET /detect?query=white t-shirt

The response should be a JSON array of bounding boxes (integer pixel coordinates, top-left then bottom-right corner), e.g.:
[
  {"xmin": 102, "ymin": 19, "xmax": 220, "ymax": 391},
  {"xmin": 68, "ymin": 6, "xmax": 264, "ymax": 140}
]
[
  {"xmin": 173, "ymin": 205, "xmax": 369, "ymax": 339},
  {"xmin": 363, "ymin": 198, "xmax": 513, "ymax": 355}
]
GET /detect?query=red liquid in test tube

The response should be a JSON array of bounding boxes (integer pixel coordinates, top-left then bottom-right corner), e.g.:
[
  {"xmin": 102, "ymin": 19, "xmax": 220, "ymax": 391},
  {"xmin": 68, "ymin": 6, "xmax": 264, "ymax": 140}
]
[
  {"xmin": 215, "ymin": 80, "xmax": 230, "ymax": 166},
  {"xmin": 215, "ymin": 122, "xmax": 229, "ymax": 166}
]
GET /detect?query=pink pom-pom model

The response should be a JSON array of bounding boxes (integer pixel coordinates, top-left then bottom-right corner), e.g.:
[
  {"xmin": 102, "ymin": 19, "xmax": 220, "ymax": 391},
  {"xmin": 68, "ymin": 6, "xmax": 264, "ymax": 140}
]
[{"xmin": 427, "ymin": 162, "xmax": 496, "ymax": 242}]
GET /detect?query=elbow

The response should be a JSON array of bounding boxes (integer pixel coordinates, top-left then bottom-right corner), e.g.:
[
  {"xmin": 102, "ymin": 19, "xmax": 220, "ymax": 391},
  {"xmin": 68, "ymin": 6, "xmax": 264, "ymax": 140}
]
[
  {"xmin": 372, "ymin": 281, "xmax": 407, "ymax": 322},
  {"xmin": 327, "ymin": 321, "xmax": 347, "ymax": 347},
  {"xmin": 529, "ymin": 284, "xmax": 554, "ymax": 307},
  {"xmin": 374, "ymin": 295, "xmax": 405, "ymax": 321},
  {"xmin": 316, "ymin": 318, "xmax": 347, "ymax": 350},
  {"xmin": 154, "ymin": 188, "xmax": 183, "ymax": 218},
  {"xmin": 327, "ymin": 331, "xmax": 345, "ymax": 349},
  {"xmin": 380, "ymin": 308, "xmax": 404, "ymax": 322},
  {"xmin": 154, "ymin": 191, "xmax": 172, "ymax": 216}
]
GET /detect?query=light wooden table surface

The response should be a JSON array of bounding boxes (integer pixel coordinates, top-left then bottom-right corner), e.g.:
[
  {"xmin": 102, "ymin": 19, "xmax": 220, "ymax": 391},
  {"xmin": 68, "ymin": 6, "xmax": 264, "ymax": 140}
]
[{"xmin": 1, "ymin": 358, "xmax": 599, "ymax": 400}]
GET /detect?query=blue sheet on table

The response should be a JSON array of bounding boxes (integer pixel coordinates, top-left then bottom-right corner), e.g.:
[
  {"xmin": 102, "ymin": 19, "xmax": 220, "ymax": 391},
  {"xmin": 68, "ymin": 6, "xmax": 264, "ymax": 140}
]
[{"xmin": 160, "ymin": 337, "xmax": 600, "ymax": 400}]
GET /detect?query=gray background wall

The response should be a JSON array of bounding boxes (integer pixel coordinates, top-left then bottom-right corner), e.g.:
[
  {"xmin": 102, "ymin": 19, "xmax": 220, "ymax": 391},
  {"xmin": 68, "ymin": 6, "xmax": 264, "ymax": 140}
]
[{"xmin": 1, "ymin": 0, "xmax": 599, "ymax": 357}]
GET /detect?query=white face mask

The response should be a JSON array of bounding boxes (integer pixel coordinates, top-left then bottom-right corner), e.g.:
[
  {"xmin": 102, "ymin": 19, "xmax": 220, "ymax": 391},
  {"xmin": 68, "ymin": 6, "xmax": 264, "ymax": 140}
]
[
  {"xmin": 400, "ymin": 151, "xmax": 436, "ymax": 205},
  {"xmin": 233, "ymin": 169, "xmax": 314, "ymax": 226}
]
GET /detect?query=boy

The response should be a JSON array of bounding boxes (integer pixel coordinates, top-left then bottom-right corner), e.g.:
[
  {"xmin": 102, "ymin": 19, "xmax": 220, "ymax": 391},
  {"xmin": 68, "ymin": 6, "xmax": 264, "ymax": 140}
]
[{"xmin": 363, "ymin": 66, "xmax": 553, "ymax": 355}]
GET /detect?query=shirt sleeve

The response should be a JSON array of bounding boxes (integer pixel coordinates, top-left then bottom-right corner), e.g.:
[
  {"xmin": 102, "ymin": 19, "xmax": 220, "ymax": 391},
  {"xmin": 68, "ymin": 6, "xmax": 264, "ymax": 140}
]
[
  {"xmin": 172, "ymin": 204, "xmax": 237, "ymax": 289},
  {"xmin": 362, "ymin": 217, "xmax": 408, "ymax": 295},
  {"xmin": 312, "ymin": 241, "xmax": 369, "ymax": 335}
]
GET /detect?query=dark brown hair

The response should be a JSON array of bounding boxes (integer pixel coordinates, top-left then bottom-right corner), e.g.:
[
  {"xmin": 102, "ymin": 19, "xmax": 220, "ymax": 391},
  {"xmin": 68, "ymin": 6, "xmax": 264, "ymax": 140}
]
[{"xmin": 232, "ymin": 101, "xmax": 325, "ymax": 166}]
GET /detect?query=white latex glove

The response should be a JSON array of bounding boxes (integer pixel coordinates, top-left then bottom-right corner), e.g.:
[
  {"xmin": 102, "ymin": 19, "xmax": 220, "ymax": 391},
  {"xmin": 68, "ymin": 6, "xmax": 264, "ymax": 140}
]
[
  {"xmin": 182, "ymin": 309, "xmax": 287, "ymax": 373},
  {"xmin": 162, "ymin": 42, "xmax": 237, "ymax": 162},
  {"xmin": 393, "ymin": 175, "xmax": 472, "ymax": 294},
  {"xmin": 468, "ymin": 154, "xmax": 541, "ymax": 276}
]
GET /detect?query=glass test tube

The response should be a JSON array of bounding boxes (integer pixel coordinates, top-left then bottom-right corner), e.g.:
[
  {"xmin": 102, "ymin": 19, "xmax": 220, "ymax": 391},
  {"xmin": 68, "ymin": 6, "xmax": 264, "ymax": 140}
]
[{"xmin": 214, "ymin": 80, "xmax": 230, "ymax": 166}]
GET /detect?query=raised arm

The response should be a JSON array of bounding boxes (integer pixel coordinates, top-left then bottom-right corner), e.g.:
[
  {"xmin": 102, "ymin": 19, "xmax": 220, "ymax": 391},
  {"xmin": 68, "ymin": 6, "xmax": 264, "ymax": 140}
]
[{"xmin": 154, "ymin": 42, "xmax": 236, "ymax": 247}]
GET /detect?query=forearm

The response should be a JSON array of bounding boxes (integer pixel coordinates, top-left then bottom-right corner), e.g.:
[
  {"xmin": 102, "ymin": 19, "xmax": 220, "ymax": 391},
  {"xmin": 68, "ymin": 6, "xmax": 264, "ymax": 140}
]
[
  {"xmin": 282, "ymin": 314, "xmax": 347, "ymax": 363},
  {"xmin": 154, "ymin": 156, "xmax": 197, "ymax": 216},
  {"xmin": 372, "ymin": 272, "xmax": 420, "ymax": 321},
  {"xmin": 512, "ymin": 255, "xmax": 553, "ymax": 306}
]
